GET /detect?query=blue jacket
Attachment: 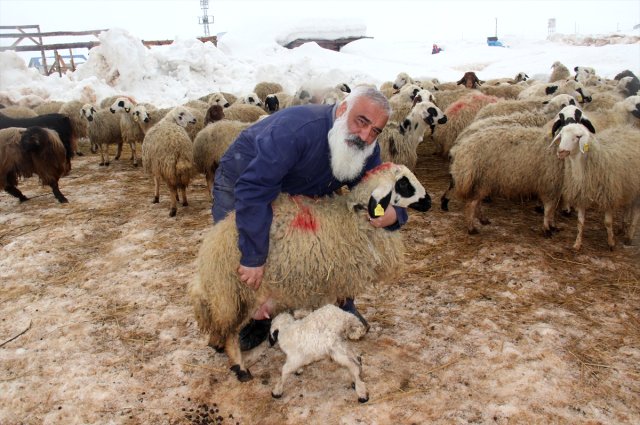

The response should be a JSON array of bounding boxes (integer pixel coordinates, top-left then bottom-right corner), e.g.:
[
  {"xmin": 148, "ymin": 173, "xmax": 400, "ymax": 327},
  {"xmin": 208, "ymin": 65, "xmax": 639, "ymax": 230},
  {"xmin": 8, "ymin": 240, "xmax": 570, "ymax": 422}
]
[{"xmin": 218, "ymin": 103, "xmax": 408, "ymax": 267}]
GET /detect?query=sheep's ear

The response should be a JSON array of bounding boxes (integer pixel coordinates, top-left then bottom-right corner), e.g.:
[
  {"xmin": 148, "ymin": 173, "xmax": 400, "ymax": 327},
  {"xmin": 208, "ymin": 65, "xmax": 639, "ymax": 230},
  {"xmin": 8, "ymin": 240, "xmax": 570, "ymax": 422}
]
[
  {"xmin": 551, "ymin": 116, "xmax": 563, "ymax": 137},
  {"xmin": 368, "ymin": 191, "xmax": 392, "ymax": 218},
  {"xmin": 268, "ymin": 329, "xmax": 278, "ymax": 346},
  {"xmin": 580, "ymin": 118, "xmax": 596, "ymax": 133},
  {"xmin": 545, "ymin": 85, "xmax": 559, "ymax": 95}
]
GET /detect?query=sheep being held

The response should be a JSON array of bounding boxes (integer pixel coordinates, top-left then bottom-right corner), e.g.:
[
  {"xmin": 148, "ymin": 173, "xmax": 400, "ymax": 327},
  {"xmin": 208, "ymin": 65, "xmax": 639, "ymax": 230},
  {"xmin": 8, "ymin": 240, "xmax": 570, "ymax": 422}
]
[
  {"xmin": 269, "ymin": 304, "xmax": 369, "ymax": 402},
  {"xmin": 189, "ymin": 163, "xmax": 431, "ymax": 382}
]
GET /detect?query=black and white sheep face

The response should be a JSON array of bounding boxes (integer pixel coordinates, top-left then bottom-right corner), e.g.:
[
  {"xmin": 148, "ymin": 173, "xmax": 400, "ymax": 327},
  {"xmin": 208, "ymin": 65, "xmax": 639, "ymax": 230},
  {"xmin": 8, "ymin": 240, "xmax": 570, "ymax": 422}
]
[
  {"xmin": 265, "ymin": 95, "xmax": 280, "ymax": 113},
  {"xmin": 241, "ymin": 93, "xmax": 263, "ymax": 107},
  {"xmin": 551, "ymin": 105, "xmax": 595, "ymax": 137},
  {"xmin": 109, "ymin": 97, "xmax": 134, "ymax": 114},
  {"xmin": 515, "ymin": 72, "xmax": 529, "ymax": 82},
  {"xmin": 209, "ymin": 93, "xmax": 230, "ymax": 108},
  {"xmin": 367, "ymin": 164, "xmax": 431, "ymax": 218},
  {"xmin": 131, "ymin": 105, "xmax": 150, "ymax": 123},
  {"xmin": 80, "ymin": 105, "xmax": 97, "ymax": 121},
  {"xmin": 392, "ymin": 73, "xmax": 411, "ymax": 90},
  {"xmin": 413, "ymin": 101, "xmax": 447, "ymax": 127},
  {"xmin": 544, "ymin": 94, "xmax": 577, "ymax": 113},
  {"xmin": 555, "ymin": 123, "xmax": 593, "ymax": 159},
  {"xmin": 622, "ymin": 95, "xmax": 640, "ymax": 119}
]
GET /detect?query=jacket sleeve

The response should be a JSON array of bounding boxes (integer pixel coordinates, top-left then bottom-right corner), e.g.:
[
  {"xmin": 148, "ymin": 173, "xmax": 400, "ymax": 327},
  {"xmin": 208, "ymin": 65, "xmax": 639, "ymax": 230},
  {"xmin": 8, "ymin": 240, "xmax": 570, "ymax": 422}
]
[{"xmin": 234, "ymin": 125, "xmax": 303, "ymax": 267}]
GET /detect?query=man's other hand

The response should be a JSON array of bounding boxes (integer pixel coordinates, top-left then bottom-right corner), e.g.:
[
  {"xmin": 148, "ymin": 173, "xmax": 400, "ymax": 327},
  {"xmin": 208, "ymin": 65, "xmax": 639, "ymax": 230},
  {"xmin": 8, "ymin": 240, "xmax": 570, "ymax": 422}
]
[{"xmin": 238, "ymin": 265, "xmax": 265, "ymax": 289}]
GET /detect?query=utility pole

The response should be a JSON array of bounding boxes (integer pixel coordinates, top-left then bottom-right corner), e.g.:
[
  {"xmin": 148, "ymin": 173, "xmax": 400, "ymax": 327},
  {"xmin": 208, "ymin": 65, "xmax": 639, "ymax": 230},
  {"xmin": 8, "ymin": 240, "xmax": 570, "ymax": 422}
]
[{"xmin": 198, "ymin": 0, "xmax": 214, "ymax": 37}]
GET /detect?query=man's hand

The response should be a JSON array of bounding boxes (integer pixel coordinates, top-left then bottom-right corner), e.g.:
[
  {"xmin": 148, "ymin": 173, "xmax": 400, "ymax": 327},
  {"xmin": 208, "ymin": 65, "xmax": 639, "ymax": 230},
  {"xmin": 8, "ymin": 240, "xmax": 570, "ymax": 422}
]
[
  {"xmin": 368, "ymin": 204, "xmax": 397, "ymax": 228},
  {"xmin": 238, "ymin": 265, "xmax": 265, "ymax": 289}
]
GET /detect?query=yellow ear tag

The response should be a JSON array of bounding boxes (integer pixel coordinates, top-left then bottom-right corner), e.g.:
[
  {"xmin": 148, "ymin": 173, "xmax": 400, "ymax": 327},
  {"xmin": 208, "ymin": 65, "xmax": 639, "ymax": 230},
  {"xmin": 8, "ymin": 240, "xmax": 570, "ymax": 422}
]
[
  {"xmin": 133, "ymin": 115, "xmax": 139, "ymax": 122},
  {"xmin": 374, "ymin": 203, "xmax": 385, "ymax": 217},
  {"xmin": 583, "ymin": 143, "xmax": 589, "ymax": 152}
]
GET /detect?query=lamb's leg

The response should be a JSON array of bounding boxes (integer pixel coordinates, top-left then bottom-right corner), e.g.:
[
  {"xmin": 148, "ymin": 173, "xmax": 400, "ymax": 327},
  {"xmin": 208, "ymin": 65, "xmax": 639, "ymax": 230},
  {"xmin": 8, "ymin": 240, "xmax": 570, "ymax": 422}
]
[
  {"xmin": 5, "ymin": 186, "xmax": 28, "ymax": 202},
  {"xmin": 50, "ymin": 181, "xmax": 68, "ymax": 203},
  {"xmin": 225, "ymin": 333, "xmax": 252, "ymax": 382},
  {"xmin": 98, "ymin": 143, "xmax": 106, "ymax": 166},
  {"xmin": 153, "ymin": 177, "xmax": 160, "ymax": 204},
  {"xmin": 179, "ymin": 186, "xmax": 188, "ymax": 207},
  {"xmin": 604, "ymin": 210, "xmax": 615, "ymax": 251},
  {"xmin": 542, "ymin": 199, "xmax": 558, "ymax": 237},
  {"xmin": 131, "ymin": 141, "xmax": 138, "ymax": 166},
  {"xmin": 440, "ymin": 175, "xmax": 454, "ymax": 211},
  {"xmin": 330, "ymin": 347, "xmax": 368, "ymax": 403},
  {"xmin": 272, "ymin": 356, "xmax": 305, "ymax": 399},
  {"xmin": 168, "ymin": 186, "xmax": 178, "ymax": 217},
  {"xmin": 573, "ymin": 207, "xmax": 586, "ymax": 251},
  {"xmin": 477, "ymin": 201, "xmax": 490, "ymax": 225}
]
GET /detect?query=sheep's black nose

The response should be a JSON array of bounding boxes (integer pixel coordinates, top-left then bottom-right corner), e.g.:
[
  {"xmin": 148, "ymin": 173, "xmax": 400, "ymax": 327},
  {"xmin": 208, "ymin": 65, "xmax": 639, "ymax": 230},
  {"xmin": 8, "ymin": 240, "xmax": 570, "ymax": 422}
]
[
  {"xmin": 438, "ymin": 116, "xmax": 448, "ymax": 124},
  {"xmin": 409, "ymin": 194, "xmax": 432, "ymax": 212}
]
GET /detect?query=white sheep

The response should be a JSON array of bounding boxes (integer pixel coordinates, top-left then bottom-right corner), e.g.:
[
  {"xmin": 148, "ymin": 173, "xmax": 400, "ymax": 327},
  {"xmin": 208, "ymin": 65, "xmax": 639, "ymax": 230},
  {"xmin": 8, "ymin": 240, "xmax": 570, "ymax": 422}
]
[
  {"xmin": 549, "ymin": 61, "xmax": 571, "ymax": 82},
  {"xmin": 141, "ymin": 106, "xmax": 197, "ymax": 217},
  {"xmin": 188, "ymin": 163, "xmax": 431, "ymax": 382},
  {"xmin": 269, "ymin": 304, "xmax": 369, "ymax": 403},
  {"xmin": 253, "ymin": 82, "xmax": 284, "ymax": 104},
  {"xmin": 130, "ymin": 104, "xmax": 171, "ymax": 134},
  {"xmin": 378, "ymin": 100, "xmax": 447, "ymax": 170},
  {"xmin": 80, "ymin": 104, "xmax": 124, "ymax": 166},
  {"xmin": 474, "ymin": 93, "xmax": 577, "ymax": 121},
  {"xmin": 518, "ymin": 79, "xmax": 592, "ymax": 104},
  {"xmin": 234, "ymin": 92, "xmax": 263, "ymax": 108},
  {"xmin": 221, "ymin": 103, "xmax": 267, "ymax": 122},
  {"xmin": 109, "ymin": 96, "xmax": 145, "ymax": 166},
  {"xmin": 577, "ymin": 95, "xmax": 640, "ymax": 131},
  {"xmin": 553, "ymin": 122, "xmax": 640, "ymax": 250}
]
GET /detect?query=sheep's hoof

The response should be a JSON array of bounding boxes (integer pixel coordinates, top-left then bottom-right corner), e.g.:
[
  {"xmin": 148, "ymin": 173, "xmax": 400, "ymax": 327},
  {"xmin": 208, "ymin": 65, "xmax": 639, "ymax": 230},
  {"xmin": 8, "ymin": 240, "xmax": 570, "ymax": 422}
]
[
  {"xmin": 152, "ymin": 197, "xmax": 159, "ymax": 204},
  {"xmin": 133, "ymin": 163, "xmax": 139, "ymax": 167},
  {"xmin": 182, "ymin": 201, "xmax": 188, "ymax": 207},
  {"xmin": 271, "ymin": 392, "xmax": 282, "ymax": 399},
  {"xmin": 543, "ymin": 229, "xmax": 553, "ymax": 238},
  {"xmin": 468, "ymin": 228, "xmax": 479, "ymax": 235},
  {"xmin": 561, "ymin": 209, "xmax": 573, "ymax": 218},
  {"xmin": 18, "ymin": 196, "xmax": 28, "ymax": 202},
  {"xmin": 99, "ymin": 162, "xmax": 105, "ymax": 166},
  {"xmin": 440, "ymin": 198, "xmax": 449, "ymax": 211},
  {"xmin": 533, "ymin": 205, "xmax": 544, "ymax": 214},
  {"xmin": 230, "ymin": 365, "xmax": 252, "ymax": 382},
  {"xmin": 623, "ymin": 237, "xmax": 633, "ymax": 246},
  {"xmin": 169, "ymin": 208, "xmax": 177, "ymax": 217},
  {"xmin": 76, "ymin": 151, "xmax": 84, "ymax": 157},
  {"xmin": 57, "ymin": 197, "xmax": 69, "ymax": 204},
  {"xmin": 358, "ymin": 396, "xmax": 369, "ymax": 403},
  {"xmin": 104, "ymin": 162, "xmax": 110, "ymax": 166},
  {"xmin": 479, "ymin": 218, "xmax": 491, "ymax": 225}
]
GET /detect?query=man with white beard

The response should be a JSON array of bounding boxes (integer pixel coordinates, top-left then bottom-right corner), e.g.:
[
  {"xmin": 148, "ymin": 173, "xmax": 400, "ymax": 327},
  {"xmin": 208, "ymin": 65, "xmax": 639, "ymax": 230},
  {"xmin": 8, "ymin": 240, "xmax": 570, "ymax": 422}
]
[{"xmin": 212, "ymin": 85, "xmax": 407, "ymax": 350}]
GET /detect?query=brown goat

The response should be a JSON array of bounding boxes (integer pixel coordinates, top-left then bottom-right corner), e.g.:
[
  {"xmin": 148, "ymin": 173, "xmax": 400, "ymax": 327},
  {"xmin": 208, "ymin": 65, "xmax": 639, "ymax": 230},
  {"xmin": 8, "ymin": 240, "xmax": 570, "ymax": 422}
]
[
  {"xmin": 0, "ymin": 126, "xmax": 70, "ymax": 203},
  {"xmin": 457, "ymin": 72, "xmax": 483, "ymax": 89}
]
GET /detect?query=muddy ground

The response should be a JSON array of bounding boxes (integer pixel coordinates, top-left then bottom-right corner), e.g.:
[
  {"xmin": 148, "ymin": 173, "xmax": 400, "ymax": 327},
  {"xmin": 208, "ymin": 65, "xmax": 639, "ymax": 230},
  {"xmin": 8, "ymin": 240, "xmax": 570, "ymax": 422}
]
[{"xmin": 1, "ymin": 140, "xmax": 638, "ymax": 425}]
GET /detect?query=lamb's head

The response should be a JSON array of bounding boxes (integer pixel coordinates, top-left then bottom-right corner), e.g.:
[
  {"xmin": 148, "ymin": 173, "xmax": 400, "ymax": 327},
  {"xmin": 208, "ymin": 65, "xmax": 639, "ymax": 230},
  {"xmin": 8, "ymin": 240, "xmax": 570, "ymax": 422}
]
[
  {"xmin": 208, "ymin": 92, "xmax": 230, "ymax": 108},
  {"xmin": 515, "ymin": 71, "xmax": 529, "ymax": 82},
  {"xmin": 268, "ymin": 312, "xmax": 295, "ymax": 346},
  {"xmin": 554, "ymin": 123, "xmax": 594, "ymax": 160},
  {"xmin": 352, "ymin": 163, "xmax": 431, "ymax": 217},
  {"xmin": 393, "ymin": 72, "xmax": 411, "ymax": 90},
  {"xmin": 80, "ymin": 104, "xmax": 97, "ymax": 122},
  {"xmin": 574, "ymin": 66, "xmax": 595, "ymax": 76},
  {"xmin": 109, "ymin": 96, "xmax": 135, "ymax": 114},
  {"xmin": 398, "ymin": 84, "xmax": 421, "ymax": 102},
  {"xmin": 337, "ymin": 83, "xmax": 351, "ymax": 94},
  {"xmin": 457, "ymin": 72, "xmax": 481, "ymax": 89},
  {"xmin": 551, "ymin": 105, "xmax": 595, "ymax": 137},
  {"xmin": 168, "ymin": 106, "xmax": 197, "ymax": 127},
  {"xmin": 618, "ymin": 76, "xmax": 640, "ymax": 98},
  {"xmin": 411, "ymin": 101, "xmax": 447, "ymax": 133},
  {"xmin": 412, "ymin": 89, "xmax": 436, "ymax": 105},
  {"xmin": 204, "ymin": 104, "xmax": 225, "ymax": 125}
]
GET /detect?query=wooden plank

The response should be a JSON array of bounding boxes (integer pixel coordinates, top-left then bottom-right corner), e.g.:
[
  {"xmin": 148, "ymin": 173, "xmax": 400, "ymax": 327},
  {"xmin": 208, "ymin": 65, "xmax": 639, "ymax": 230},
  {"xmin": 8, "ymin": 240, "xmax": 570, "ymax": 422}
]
[{"xmin": 0, "ymin": 29, "xmax": 108, "ymax": 38}]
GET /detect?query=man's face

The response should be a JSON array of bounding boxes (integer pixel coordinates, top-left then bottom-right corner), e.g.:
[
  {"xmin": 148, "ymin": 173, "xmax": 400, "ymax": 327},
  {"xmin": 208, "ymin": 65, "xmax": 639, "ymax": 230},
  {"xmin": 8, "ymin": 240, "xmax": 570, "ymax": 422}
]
[{"xmin": 336, "ymin": 98, "xmax": 388, "ymax": 147}]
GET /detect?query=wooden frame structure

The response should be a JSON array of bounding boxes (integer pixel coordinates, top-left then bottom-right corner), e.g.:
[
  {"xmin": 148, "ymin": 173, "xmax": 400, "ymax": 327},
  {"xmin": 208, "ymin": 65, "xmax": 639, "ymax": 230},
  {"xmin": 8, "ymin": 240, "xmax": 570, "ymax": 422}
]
[{"xmin": 0, "ymin": 25, "xmax": 217, "ymax": 76}]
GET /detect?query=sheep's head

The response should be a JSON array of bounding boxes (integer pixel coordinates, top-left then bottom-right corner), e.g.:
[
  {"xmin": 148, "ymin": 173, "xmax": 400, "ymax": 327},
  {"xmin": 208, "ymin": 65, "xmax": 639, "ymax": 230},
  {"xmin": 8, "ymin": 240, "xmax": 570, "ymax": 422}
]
[
  {"xmin": 398, "ymin": 84, "xmax": 421, "ymax": 101},
  {"xmin": 622, "ymin": 95, "xmax": 640, "ymax": 119},
  {"xmin": 543, "ymin": 94, "xmax": 577, "ymax": 114},
  {"xmin": 109, "ymin": 97, "xmax": 135, "ymax": 114},
  {"xmin": 412, "ymin": 101, "xmax": 447, "ymax": 133},
  {"xmin": 169, "ymin": 106, "xmax": 197, "ymax": 127},
  {"xmin": 551, "ymin": 105, "xmax": 595, "ymax": 137},
  {"xmin": 268, "ymin": 312, "xmax": 295, "ymax": 346},
  {"xmin": 515, "ymin": 72, "xmax": 529, "ymax": 82},
  {"xmin": 80, "ymin": 104, "xmax": 97, "ymax": 121},
  {"xmin": 457, "ymin": 72, "xmax": 480, "ymax": 89},
  {"xmin": 265, "ymin": 94, "xmax": 280, "ymax": 113},
  {"xmin": 355, "ymin": 163, "xmax": 431, "ymax": 217},
  {"xmin": 337, "ymin": 83, "xmax": 351, "ymax": 93},
  {"xmin": 204, "ymin": 104, "xmax": 225, "ymax": 125},
  {"xmin": 393, "ymin": 72, "xmax": 411, "ymax": 90},
  {"xmin": 208, "ymin": 92, "xmax": 230, "ymax": 108},
  {"xmin": 554, "ymin": 123, "xmax": 594, "ymax": 159},
  {"xmin": 240, "ymin": 92, "xmax": 263, "ymax": 107},
  {"xmin": 131, "ymin": 104, "xmax": 151, "ymax": 123}
]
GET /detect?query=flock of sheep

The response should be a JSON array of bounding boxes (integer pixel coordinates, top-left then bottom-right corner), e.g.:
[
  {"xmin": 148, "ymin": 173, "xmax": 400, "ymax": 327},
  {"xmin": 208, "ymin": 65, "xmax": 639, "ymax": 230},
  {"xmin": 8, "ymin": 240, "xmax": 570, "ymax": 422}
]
[{"xmin": 1, "ymin": 61, "xmax": 639, "ymax": 400}]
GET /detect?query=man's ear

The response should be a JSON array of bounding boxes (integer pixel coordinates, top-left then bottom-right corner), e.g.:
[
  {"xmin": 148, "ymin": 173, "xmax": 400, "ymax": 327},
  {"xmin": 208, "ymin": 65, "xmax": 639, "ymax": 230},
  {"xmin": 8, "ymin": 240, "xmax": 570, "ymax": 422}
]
[{"xmin": 336, "ymin": 101, "xmax": 348, "ymax": 118}]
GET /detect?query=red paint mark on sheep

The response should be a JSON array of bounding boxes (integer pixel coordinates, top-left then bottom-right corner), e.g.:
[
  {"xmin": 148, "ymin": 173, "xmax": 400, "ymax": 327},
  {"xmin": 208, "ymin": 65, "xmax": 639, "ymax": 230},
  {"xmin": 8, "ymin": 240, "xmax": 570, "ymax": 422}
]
[
  {"xmin": 290, "ymin": 197, "xmax": 319, "ymax": 233},
  {"xmin": 362, "ymin": 162, "xmax": 394, "ymax": 181}
]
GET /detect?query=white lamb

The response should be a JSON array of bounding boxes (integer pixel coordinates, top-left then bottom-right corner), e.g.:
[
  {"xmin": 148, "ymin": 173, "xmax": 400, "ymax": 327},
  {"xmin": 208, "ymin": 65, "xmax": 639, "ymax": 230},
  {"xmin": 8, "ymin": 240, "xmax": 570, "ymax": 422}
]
[{"xmin": 269, "ymin": 304, "xmax": 369, "ymax": 403}]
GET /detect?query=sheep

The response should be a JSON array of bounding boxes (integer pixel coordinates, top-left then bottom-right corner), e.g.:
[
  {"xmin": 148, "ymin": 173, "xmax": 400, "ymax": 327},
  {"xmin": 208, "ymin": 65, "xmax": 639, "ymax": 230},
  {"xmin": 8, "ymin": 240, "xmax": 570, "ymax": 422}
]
[
  {"xmin": 456, "ymin": 71, "xmax": 483, "ymax": 89},
  {"xmin": 203, "ymin": 104, "xmax": 226, "ymax": 125},
  {"xmin": 221, "ymin": 103, "xmax": 267, "ymax": 122},
  {"xmin": 268, "ymin": 304, "xmax": 369, "ymax": 403},
  {"xmin": 188, "ymin": 163, "xmax": 431, "ymax": 381},
  {"xmin": 220, "ymin": 92, "xmax": 238, "ymax": 105},
  {"xmin": 99, "ymin": 95, "xmax": 128, "ymax": 109},
  {"xmin": 0, "ymin": 106, "xmax": 37, "ymax": 118},
  {"xmin": 549, "ymin": 61, "xmax": 571, "ymax": 82},
  {"xmin": 432, "ymin": 92, "xmax": 499, "ymax": 158},
  {"xmin": 483, "ymin": 72, "xmax": 530, "ymax": 86},
  {"xmin": 80, "ymin": 104, "xmax": 124, "ymax": 166},
  {"xmin": 141, "ymin": 106, "xmax": 197, "ymax": 217},
  {"xmin": 1, "ymin": 126, "xmax": 70, "ymax": 203},
  {"xmin": 518, "ymin": 79, "xmax": 592, "ymax": 104},
  {"xmin": 379, "ymin": 81, "xmax": 396, "ymax": 99},
  {"xmin": 130, "ymin": 104, "xmax": 171, "ymax": 135},
  {"xmin": 264, "ymin": 93, "xmax": 285, "ymax": 114},
  {"xmin": 392, "ymin": 72, "xmax": 414, "ymax": 90},
  {"xmin": 429, "ymin": 87, "xmax": 476, "ymax": 111},
  {"xmin": 109, "ymin": 97, "xmax": 145, "ymax": 166},
  {"xmin": 0, "ymin": 112, "xmax": 77, "ymax": 164},
  {"xmin": 474, "ymin": 93, "xmax": 577, "ymax": 121},
  {"xmin": 553, "ymin": 123, "xmax": 640, "ymax": 250},
  {"xmin": 34, "ymin": 101, "xmax": 65, "ymax": 115},
  {"xmin": 234, "ymin": 92, "xmax": 263, "ymax": 108},
  {"xmin": 206, "ymin": 92, "xmax": 230, "ymax": 108},
  {"xmin": 253, "ymin": 82, "xmax": 284, "ymax": 104},
  {"xmin": 478, "ymin": 83, "xmax": 526, "ymax": 100},
  {"xmin": 58, "ymin": 100, "xmax": 89, "ymax": 142},
  {"xmin": 389, "ymin": 87, "xmax": 433, "ymax": 122},
  {"xmin": 446, "ymin": 124, "xmax": 565, "ymax": 236},
  {"xmin": 617, "ymin": 75, "xmax": 640, "ymax": 97},
  {"xmin": 378, "ymin": 100, "xmax": 447, "ymax": 170},
  {"xmin": 576, "ymin": 95, "xmax": 640, "ymax": 131},
  {"xmin": 320, "ymin": 86, "xmax": 347, "ymax": 105},
  {"xmin": 193, "ymin": 117, "xmax": 251, "ymax": 198}
]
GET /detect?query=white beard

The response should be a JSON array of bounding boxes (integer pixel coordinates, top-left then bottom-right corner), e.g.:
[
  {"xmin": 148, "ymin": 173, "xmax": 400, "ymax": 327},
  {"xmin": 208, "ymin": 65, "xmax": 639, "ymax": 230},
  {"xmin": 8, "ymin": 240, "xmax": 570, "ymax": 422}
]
[{"xmin": 327, "ymin": 115, "xmax": 377, "ymax": 181}]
